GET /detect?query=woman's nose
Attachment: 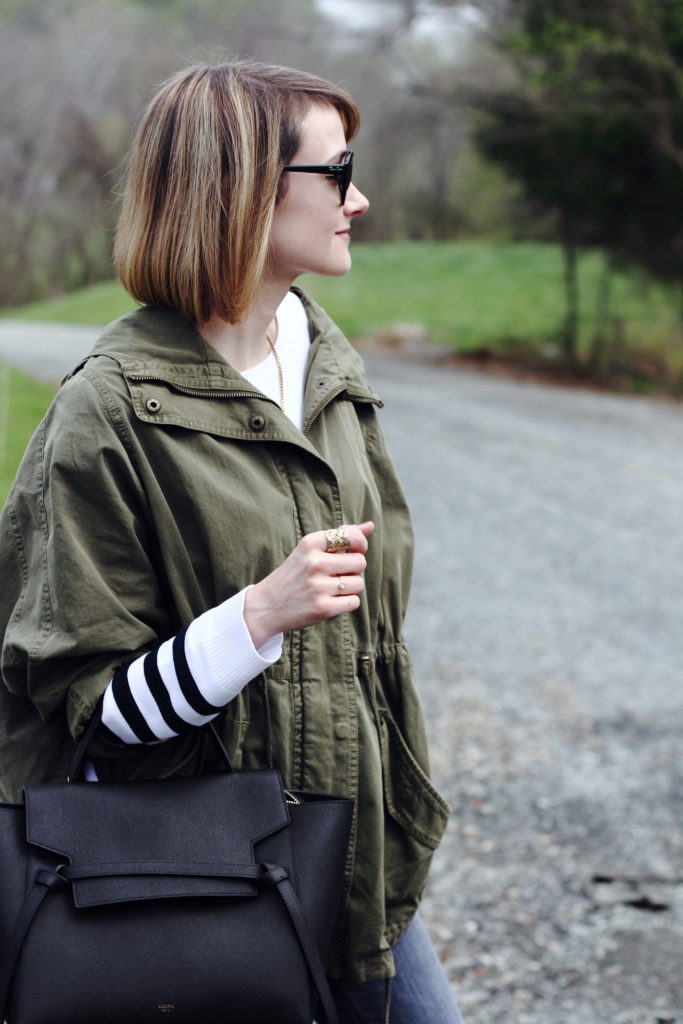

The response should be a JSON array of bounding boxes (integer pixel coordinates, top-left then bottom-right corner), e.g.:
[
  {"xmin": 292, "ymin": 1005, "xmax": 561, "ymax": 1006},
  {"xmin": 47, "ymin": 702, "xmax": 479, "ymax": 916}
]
[{"xmin": 344, "ymin": 182, "xmax": 369, "ymax": 216}]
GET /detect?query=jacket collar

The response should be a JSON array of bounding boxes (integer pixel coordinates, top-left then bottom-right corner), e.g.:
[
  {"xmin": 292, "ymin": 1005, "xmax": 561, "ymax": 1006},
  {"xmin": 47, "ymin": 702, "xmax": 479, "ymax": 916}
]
[{"xmin": 81, "ymin": 287, "xmax": 379, "ymax": 407}]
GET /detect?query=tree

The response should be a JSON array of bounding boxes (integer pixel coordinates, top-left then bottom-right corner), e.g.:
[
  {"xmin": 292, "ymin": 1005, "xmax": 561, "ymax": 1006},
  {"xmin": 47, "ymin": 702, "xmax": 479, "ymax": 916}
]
[
  {"xmin": 317, "ymin": 0, "xmax": 510, "ymax": 241},
  {"xmin": 472, "ymin": 0, "xmax": 683, "ymax": 364},
  {"xmin": 0, "ymin": 0, "xmax": 322, "ymax": 309}
]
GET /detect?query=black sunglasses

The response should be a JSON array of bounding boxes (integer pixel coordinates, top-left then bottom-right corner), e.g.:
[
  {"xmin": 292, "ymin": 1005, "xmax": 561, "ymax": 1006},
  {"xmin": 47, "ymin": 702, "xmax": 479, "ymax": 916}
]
[{"xmin": 282, "ymin": 150, "xmax": 354, "ymax": 205}]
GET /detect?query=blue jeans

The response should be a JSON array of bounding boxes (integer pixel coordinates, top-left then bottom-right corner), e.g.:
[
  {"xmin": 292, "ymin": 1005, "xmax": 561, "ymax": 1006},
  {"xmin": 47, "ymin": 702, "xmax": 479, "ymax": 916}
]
[{"xmin": 325, "ymin": 914, "xmax": 464, "ymax": 1024}]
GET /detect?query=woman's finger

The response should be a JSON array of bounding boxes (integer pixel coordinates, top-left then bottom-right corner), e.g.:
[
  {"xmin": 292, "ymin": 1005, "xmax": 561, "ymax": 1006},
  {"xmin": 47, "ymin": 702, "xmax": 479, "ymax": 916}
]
[
  {"xmin": 321, "ymin": 521, "xmax": 374, "ymax": 554},
  {"xmin": 333, "ymin": 574, "xmax": 364, "ymax": 598},
  {"xmin": 324, "ymin": 552, "xmax": 367, "ymax": 579}
]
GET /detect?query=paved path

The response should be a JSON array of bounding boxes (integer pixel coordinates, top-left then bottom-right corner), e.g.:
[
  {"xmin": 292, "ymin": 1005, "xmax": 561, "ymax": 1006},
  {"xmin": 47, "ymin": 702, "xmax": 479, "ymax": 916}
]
[
  {"xmin": 3, "ymin": 324, "xmax": 682, "ymax": 1023},
  {"xmin": 0, "ymin": 320, "xmax": 101, "ymax": 382},
  {"xmin": 360, "ymin": 348, "xmax": 683, "ymax": 1024}
]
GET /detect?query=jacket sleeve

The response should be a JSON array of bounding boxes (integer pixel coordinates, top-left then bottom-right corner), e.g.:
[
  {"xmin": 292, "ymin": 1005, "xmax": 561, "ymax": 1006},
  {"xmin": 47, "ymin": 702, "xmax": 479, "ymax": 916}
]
[{"xmin": 0, "ymin": 369, "xmax": 169, "ymax": 746}]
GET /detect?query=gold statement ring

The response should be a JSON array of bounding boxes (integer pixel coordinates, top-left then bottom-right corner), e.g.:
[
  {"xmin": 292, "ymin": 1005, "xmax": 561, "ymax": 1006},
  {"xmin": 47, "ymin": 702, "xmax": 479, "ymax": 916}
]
[{"xmin": 325, "ymin": 528, "xmax": 350, "ymax": 553}]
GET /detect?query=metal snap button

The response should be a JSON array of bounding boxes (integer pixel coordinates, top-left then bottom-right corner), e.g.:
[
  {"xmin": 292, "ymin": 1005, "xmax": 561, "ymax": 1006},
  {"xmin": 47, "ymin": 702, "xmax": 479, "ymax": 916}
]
[
  {"xmin": 249, "ymin": 414, "xmax": 266, "ymax": 432},
  {"xmin": 145, "ymin": 398, "xmax": 161, "ymax": 414}
]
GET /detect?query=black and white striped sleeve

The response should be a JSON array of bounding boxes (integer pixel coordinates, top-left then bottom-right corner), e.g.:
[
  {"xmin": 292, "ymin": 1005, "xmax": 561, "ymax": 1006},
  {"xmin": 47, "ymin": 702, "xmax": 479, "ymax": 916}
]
[{"xmin": 100, "ymin": 587, "xmax": 283, "ymax": 744}]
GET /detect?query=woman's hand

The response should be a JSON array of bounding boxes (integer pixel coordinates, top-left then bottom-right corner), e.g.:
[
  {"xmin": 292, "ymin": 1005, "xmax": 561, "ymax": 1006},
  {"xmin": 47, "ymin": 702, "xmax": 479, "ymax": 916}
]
[{"xmin": 243, "ymin": 522, "xmax": 375, "ymax": 649}]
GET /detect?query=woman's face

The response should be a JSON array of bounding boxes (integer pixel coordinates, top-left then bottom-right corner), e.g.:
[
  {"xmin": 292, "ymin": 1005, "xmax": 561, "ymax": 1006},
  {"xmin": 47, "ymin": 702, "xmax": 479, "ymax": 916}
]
[{"xmin": 268, "ymin": 103, "xmax": 369, "ymax": 285}]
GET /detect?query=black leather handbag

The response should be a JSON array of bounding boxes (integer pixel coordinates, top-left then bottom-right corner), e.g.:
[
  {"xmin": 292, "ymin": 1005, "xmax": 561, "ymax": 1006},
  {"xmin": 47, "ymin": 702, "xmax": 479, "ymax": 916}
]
[{"xmin": 0, "ymin": 714, "xmax": 353, "ymax": 1024}]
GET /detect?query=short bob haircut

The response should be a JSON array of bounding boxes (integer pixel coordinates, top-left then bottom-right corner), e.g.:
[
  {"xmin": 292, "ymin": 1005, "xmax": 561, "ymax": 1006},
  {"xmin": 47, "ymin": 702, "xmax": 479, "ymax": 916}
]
[{"xmin": 114, "ymin": 60, "xmax": 360, "ymax": 326}]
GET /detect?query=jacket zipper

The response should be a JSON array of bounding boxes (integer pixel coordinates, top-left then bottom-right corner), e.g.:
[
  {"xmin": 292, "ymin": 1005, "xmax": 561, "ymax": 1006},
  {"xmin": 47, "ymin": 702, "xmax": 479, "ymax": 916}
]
[
  {"xmin": 302, "ymin": 384, "xmax": 346, "ymax": 435},
  {"xmin": 127, "ymin": 374, "xmax": 260, "ymax": 402},
  {"xmin": 303, "ymin": 389, "xmax": 383, "ymax": 436},
  {"xmin": 357, "ymin": 650, "xmax": 384, "ymax": 738}
]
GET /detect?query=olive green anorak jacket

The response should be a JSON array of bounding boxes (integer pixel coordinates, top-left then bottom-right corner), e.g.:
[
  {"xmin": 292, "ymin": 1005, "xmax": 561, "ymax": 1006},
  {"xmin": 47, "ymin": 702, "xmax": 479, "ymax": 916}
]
[{"xmin": 0, "ymin": 289, "xmax": 450, "ymax": 980}]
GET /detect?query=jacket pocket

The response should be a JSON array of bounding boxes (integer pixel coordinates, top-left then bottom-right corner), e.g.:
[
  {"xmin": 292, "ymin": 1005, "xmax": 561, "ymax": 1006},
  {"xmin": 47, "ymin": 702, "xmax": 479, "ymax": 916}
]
[
  {"xmin": 377, "ymin": 707, "xmax": 451, "ymax": 925},
  {"xmin": 378, "ymin": 708, "xmax": 451, "ymax": 850}
]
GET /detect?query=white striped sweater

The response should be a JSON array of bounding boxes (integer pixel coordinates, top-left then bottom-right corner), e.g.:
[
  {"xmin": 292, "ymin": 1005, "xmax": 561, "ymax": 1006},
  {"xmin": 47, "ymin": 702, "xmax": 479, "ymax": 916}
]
[{"xmin": 100, "ymin": 589, "xmax": 282, "ymax": 745}]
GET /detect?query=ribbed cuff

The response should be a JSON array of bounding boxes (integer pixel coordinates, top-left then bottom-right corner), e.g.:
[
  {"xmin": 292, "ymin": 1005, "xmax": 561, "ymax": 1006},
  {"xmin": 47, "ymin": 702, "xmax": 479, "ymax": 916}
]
[{"xmin": 184, "ymin": 587, "xmax": 283, "ymax": 706}]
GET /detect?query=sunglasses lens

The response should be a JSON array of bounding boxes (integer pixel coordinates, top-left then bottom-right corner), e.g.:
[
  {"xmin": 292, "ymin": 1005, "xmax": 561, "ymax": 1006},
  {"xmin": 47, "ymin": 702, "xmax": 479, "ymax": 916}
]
[{"xmin": 339, "ymin": 153, "xmax": 353, "ymax": 203}]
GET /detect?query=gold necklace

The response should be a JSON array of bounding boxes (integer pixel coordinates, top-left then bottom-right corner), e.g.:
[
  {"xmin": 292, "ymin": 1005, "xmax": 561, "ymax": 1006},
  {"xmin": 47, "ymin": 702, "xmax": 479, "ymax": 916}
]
[{"xmin": 265, "ymin": 332, "xmax": 285, "ymax": 413}]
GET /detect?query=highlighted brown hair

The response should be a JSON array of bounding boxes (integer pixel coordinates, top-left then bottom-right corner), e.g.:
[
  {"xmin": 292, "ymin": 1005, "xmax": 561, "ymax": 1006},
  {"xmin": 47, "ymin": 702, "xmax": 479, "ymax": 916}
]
[{"xmin": 114, "ymin": 60, "xmax": 360, "ymax": 325}]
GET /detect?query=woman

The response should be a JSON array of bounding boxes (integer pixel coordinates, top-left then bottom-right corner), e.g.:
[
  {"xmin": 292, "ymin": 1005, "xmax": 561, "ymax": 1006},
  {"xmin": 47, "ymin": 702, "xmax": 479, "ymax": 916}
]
[{"xmin": 0, "ymin": 60, "xmax": 462, "ymax": 1023}]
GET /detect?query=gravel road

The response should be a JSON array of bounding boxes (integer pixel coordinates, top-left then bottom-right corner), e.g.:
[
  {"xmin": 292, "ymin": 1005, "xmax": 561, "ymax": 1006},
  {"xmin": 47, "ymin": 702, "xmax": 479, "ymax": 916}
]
[
  {"xmin": 2, "ymin": 322, "xmax": 682, "ymax": 1023},
  {"xmin": 360, "ymin": 348, "xmax": 683, "ymax": 1024}
]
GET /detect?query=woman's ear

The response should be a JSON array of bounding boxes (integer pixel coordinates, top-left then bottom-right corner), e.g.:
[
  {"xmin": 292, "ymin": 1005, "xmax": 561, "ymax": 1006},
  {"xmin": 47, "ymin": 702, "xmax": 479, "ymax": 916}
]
[{"xmin": 276, "ymin": 174, "xmax": 290, "ymax": 204}]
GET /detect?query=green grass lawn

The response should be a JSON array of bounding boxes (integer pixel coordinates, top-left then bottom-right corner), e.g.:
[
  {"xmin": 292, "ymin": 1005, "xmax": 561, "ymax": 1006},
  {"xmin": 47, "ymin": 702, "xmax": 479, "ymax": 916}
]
[
  {"xmin": 3, "ymin": 279, "xmax": 136, "ymax": 327},
  {"xmin": 0, "ymin": 364, "xmax": 56, "ymax": 503},
  {"xmin": 4, "ymin": 240, "xmax": 679, "ymax": 358},
  {"xmin": 2, "ymin": 239, "xmax": 682, "ymax": 504},
  {"xmin": 302, "ymin": 241, "xmax": 682, "ymax": 362}
]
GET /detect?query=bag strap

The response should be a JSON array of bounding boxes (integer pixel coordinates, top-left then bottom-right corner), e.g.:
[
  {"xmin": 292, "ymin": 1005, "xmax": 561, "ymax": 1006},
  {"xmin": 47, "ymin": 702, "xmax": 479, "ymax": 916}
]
[
  {"xmin": 0, "ymin": 868, "xmax": 63, "ymax": 1019},
  {"xmin": 263, "ymin": 865, "xmax": 340, "ymax": 1024},
  {"xmin": 0, "ymin": 861, "xmax": 339, "ymax": 1024}
]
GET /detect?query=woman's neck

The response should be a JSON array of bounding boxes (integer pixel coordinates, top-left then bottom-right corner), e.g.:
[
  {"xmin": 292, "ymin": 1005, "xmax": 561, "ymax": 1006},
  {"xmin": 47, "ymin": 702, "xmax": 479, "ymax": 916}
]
[{"xmin": 197, "ymin": 280, "xmax": 289, "ymax": 371}]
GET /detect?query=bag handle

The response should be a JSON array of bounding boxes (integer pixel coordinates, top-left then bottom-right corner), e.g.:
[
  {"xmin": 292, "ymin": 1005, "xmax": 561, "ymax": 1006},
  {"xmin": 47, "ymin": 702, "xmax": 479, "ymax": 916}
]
[{"xmin": 68, "ymin": 700, "xmax": 233, "ymax": 781}]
